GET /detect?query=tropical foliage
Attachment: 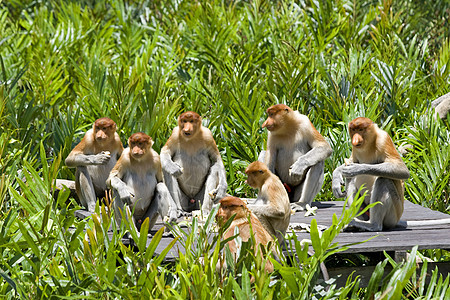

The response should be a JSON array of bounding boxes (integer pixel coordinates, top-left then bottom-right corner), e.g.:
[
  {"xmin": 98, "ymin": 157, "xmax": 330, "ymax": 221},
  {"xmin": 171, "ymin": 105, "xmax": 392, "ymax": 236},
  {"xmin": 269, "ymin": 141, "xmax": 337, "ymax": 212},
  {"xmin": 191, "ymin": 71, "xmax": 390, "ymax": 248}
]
[{"xmin": 0, "ymin": 0, "xmax": 449, "ymax": 298}]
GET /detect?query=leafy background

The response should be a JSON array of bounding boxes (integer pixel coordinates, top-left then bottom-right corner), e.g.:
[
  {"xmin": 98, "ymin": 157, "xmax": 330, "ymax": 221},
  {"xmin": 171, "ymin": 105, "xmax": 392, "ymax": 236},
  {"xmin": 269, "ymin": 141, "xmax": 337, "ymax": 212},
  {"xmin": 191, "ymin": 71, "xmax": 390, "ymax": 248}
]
[{"xmin": 0, "ymin": 0, "xmax": 449, "ymax": 298}]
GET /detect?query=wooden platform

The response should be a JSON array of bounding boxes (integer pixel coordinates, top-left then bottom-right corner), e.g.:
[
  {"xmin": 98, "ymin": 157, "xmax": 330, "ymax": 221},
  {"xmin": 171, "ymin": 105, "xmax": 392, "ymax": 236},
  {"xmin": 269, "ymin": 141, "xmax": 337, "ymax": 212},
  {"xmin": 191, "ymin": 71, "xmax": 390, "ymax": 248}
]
[
  {"xmin": 75, "ymin": 200, "xmax": 450, "ymax": 257},
  {"xmin": 75, "ymin": 200, "xmax": 450, "ymax": 286}
]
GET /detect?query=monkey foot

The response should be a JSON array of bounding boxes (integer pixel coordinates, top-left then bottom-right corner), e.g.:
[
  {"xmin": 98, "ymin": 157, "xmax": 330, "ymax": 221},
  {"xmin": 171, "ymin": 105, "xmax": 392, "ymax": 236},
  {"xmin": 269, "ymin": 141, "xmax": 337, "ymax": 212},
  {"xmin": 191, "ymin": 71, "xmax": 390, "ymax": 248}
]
[
  {"xmin": 290, "ymin": 203, "xmax": 307, "ymax": 212},
  {"xmin": 343, "ymin": 220, "xmax": 380, "ymax": 232},
  {"xmin": 178, "ymin": 210, "xmax": 192, "ymax": 218}
]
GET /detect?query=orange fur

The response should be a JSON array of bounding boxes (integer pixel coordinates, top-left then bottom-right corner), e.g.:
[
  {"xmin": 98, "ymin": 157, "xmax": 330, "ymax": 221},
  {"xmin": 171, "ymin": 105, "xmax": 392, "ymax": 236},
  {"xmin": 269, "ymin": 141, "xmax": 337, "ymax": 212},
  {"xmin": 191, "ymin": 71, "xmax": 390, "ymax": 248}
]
[
  {"xmin": 160, "ymin": 111, "xmax": 227, "ymax": 214},
  {"xmin": 245, "ymin": 161, "xmax": 291, "ymax": 243},
  {"xmin": 216, "ymin": 196, "xmax": 274, "ymax": 273},
  {"xmin": 65, "ymin": 117, "xmax": 123, "ymax": 212},
  {"xmin": 341, "ymin": 117, "xmax": 409, "ymax": 228}
]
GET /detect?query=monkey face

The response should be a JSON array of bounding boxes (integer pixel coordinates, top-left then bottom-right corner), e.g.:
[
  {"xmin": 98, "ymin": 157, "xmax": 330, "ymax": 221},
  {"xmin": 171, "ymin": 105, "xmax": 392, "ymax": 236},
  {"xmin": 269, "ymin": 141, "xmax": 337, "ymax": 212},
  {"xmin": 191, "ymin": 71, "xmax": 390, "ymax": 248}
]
[
  {"xmin": 351, "ymin": 131, "xmax": 364, "ymax": 147},
  {"xmin": 245, "ymin": 161, "xmax": 269, "ymax": 188},
  {"xmin": 179, "ymin": 111, "xmax": 201, "ymax": 139},
  {"xmin": 129, "ymin": 133, "xmax": 152, "ymax": 160},
  {"xmin": 216, "ymin": 196, "xmax": 247, "ymax": 226},
  {"xmin": 94, "ymin": 125, "xmax": 114, "ymax": 142},
  {"xmin": 262, "ymin": 104, "xmax": 291, "ymax": 132},
  {"xmin": 215, "ymin": 206, "xmax": 230, "ymax": 226},
  {"xmin": 93, "ymin": 118, "xmax": 116, "ymax": 142},
  {"xmin": 245, "ymin": 171, "xmax": 264, "ymax": 188},
  {"xmin": 349, "ymin": 117, "xmax": 375, "ymax": 149}
]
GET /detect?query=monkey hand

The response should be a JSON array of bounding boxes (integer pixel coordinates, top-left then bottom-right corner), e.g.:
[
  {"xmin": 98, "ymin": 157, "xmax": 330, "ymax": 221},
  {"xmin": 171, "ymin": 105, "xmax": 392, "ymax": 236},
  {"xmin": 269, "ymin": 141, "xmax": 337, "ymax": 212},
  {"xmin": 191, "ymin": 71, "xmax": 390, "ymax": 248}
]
[
  {"xmin": 209, "ymin": 185, "xmax": 227, "ymax": 201},
  {"xmin": 167, "ymin": 208, "xmax": 178, "ymax": 223},
  {"xmin": 91, "ymin": 151, "xmax": 111, "ymax": 165},
  {"xmin": 341, "ymin": 164, "xmax": 365, "ymax": 178},
  {"xmin": 117, "ymin": 187, "xmax": 133, "ymax": 204},
  {"xmin": 332, "ymin": 168, "xmax": 347, "ymax": 198},
  {"xmin": 289, "ymin": 160, "xmax": 309, "ymax": 181},
  {"xmin": 166, "ymin": 162, "xmax": 183, "ymax": 177},
  {"xmin": 110, "ymin": 177, "xmax": 133, "ymax": 204}
]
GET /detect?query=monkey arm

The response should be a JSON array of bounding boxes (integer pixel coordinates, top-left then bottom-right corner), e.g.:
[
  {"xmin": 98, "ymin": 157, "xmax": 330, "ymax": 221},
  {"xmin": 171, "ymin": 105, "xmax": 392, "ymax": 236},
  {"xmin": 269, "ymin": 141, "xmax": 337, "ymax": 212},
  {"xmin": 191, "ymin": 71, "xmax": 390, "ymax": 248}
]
[
  {"xmin": 257, "ymin": 150, "xmax": 266, "ymax": 163},
  {"xmin": 155, "ymin": 182, "xmax": 178, "ymax": 222},
  {"xmin": 332, "ymin": 165, "xmax": 347, "ymax": 198},
  {"xmin": 160, "ymin": 146, "xmax": 183, "ymax": 177},
  {"xmin": 107, "ymin": 168, "xmax": 132, "ymax": 204},
  {"xmin": 289, "ymin": 145, "xmax": 332, "ymax": 178},
  {"xmin": 247, "ymin": 204, "xmax": 286, "ymax": 219},
  {"xmin": 208, "ymin": 150, "xmax": 228, "ymax": 195},
  {"xmin": 265, "ymin": 148, "xmax": 278, "ymax": 173},
  {"xmin": 341, "ymin": 162, "xmax": 410, "ymax": 180},
  {"xmin": 65, "ymin": 151, "xmax": 111, "ymax": 167}
]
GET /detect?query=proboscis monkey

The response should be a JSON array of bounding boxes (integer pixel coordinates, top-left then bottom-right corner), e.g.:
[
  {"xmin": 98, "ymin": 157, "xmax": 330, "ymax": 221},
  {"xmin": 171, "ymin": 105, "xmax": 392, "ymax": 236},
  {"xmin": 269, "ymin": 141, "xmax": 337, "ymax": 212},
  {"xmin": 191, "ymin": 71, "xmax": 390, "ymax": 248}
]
[
  {"xmin": 160, "ymin": 111, "xmax": 227, "ymax": 216},
  {"xmin": 107, "ymin": 133, "xmax": 178, "ymax": 234},
  {"xmin": 260, "ymin": 104, "xmax": 332, "ymax": 211},
  {"xmin": 216, "ymin": 196, "xmax": 275, "ymax": 273},
  {"xmin": 66, "ymin": 117, "xmax": 123, "ymax": 212},
  {"xmin": 332, "ymin": 117, "xmax": 410, "ymax": 231},
  {"xmin": 245, "ymin": 161, "xmax": 290, "ymax": 243}
]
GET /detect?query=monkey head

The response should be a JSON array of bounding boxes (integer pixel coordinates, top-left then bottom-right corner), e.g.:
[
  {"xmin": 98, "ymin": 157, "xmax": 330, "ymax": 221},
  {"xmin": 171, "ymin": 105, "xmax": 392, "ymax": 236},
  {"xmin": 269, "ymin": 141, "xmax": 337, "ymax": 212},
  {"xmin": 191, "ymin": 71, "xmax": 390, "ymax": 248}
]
[
  {"xmin": 216, "ymin": 196, "xmax": 248, "ymax": 227},
  {"xmin": 348, "ymin": 117, "xmax": 376, "ymax": 149},
  {"xmin": 245, "ymin": 161, "xmax": 271, "ymax": 189},
  {"xmin": 262, "ymin": 104, "xmax": 293, "ymax": 132},
  {"xmin": 93, "ymin": 117, "xmax": 117, "ymax": 143},
  {"xmin": 128, "ymin": 132, "xmax": 153, "ymax": 160},
  {"xmin": 178, "ymin": 111, "xmax": 202, "ymax": 139}
]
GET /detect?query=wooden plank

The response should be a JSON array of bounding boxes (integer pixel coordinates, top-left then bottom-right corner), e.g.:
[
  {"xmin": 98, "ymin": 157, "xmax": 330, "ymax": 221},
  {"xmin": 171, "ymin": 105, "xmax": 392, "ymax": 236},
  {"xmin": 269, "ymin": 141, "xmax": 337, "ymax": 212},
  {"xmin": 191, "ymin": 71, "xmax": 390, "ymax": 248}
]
[
  {"xmin": 75, "ymin": 200, "xmax": 450, "ymax": 258},
  {"xmin": 326, "ymin": 262, "xmax": 450, "ymax": 288}
]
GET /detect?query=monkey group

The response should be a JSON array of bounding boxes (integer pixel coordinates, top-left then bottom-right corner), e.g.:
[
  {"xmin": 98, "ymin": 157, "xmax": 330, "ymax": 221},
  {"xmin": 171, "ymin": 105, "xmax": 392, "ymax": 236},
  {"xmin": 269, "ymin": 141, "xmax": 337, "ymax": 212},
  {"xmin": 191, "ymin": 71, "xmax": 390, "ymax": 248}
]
[{"xmin": 66, "ymin": 105, "xmax": 410, "ymax": 242}]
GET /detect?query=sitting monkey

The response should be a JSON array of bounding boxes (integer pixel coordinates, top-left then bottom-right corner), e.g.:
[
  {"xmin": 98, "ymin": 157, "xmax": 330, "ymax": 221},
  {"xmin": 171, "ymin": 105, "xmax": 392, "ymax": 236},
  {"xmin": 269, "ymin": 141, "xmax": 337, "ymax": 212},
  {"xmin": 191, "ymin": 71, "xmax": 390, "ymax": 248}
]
[
  {"xmin": 260, "ymin": 104, "xmax": 332, "ymax": 212},
  {"xmin": 107, "ymin": 132, "xmax": 177, "ymax": 235},
  {"xmin": 66, "ymin": 117, "xmax": 123, "ymax": 212},
  {"xmin": 332, "ymin": 117, "xmax": 410, "ymax": 231},
  {"xmin": 161, "ymin": 111, "xmax": 227, "ymax": 216},
  {"xmin": 216, "ymin": 196, "xmax": 275, "ymax": 274}
]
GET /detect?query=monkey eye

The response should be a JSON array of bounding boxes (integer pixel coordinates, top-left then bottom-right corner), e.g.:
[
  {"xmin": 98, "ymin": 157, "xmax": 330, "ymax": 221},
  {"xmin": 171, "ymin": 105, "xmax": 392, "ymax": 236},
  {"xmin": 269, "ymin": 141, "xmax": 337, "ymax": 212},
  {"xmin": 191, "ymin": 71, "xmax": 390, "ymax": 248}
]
[{"xmin": 258, "ymin": 170, "xmax": 264, "ymax": 173}]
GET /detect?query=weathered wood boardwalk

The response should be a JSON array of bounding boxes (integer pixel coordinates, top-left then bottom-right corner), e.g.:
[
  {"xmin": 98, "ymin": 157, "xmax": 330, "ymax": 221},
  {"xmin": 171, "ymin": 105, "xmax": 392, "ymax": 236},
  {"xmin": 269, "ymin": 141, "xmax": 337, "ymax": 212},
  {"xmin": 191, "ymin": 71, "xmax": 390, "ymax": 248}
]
[
  {"xmin": 76, "ymin": 200, "xmax": 450, "ymax": 286},
  {"xmin": 76, "ymin": 200, "xmax": 450, "ymax": 257}
]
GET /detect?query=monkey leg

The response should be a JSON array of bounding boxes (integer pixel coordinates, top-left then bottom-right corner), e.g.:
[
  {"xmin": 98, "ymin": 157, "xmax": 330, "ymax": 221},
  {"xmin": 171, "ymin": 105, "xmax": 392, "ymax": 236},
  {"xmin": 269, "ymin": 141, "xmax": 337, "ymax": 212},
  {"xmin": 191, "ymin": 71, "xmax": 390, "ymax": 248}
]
[
  {"xmin": 163, "ymin": 171, "xmax": 193, "ymax": 216},
  {"xmin": 139, "ymin": 183, "xmax": 178, "ymax": 234},
  {"xmin": 112, "ymin": 189, "xmax": 139, "ymax": 234},
  {"xmin": 346, "ymin": 178, "xmax": 400, "ymax": 232},
  {"xmin": 290, "ymin": 161, "xmax": 325, "ymax": 212},
  {"xmin": 201, "ymin": 168, "xmax": 221, "ymax": 214},
  {"xmin": 344, "ymin": 178, "xmax": 370, "ymax": 221},
  {"xmin": 75, "ymin": 166, "xmax": 98, "ymax": 212},
  {"xmin": 258, "ymin": 150, "xmax": 266, "ymax": 163},
  {"xmin": 156, "ymin": 182, "xmax": 178, "ymax": 223}
]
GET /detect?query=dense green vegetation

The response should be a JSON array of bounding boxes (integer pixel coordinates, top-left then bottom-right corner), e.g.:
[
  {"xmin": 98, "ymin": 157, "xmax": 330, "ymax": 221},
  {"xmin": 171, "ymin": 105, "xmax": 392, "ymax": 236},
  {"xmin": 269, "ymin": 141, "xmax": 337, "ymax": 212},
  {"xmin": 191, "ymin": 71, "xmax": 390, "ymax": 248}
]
[{"xmin": 0, "ymin": 0, "xmax": 449, "ymax": 298}]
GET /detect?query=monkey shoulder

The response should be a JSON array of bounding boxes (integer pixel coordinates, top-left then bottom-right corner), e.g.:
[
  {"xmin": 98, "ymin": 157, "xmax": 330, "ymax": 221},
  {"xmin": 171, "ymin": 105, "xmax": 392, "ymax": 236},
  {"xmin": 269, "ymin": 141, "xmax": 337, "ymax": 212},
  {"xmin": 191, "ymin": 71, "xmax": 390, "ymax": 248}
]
[
  {"xmin": 200, "ymin": 127, "xmax": 218, "ymax": 146},
  {"xmin": 112, "ymin": 132, "xmax": 124, "ymax": 152},
  {"xmin": 77, "ymin": 129, "xmax": 95, "ymax": 154}
]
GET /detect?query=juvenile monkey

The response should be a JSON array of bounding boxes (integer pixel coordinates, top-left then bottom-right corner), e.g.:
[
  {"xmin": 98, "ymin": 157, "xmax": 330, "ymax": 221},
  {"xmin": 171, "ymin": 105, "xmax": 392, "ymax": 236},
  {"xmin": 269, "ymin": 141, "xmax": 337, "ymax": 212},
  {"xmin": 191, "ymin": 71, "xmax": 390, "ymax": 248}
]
[
  {"xmin": 216, "ymin": 196, "xmax": 275, "ymax": 273},
  {"xmin": 332, "ymin": 117, "xmax": 410, "ymax": 231},
  {"xmin": 160, "ymin": 111, "xmax": 227, "ymax": 215},
  {"xmin": 245, "ymin": 161, "xmax": 291, "ymax": 243},
  {"xmin": 66, "ymin": 117, "xmax": 123, "ymax": 212},
  {"xmin": 260, "ymin": 104, "xmax": 332, "ymax": 211},
  {"xmin": 107, "ymin": 133, "xmax": 178, "ymax": 234}
]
